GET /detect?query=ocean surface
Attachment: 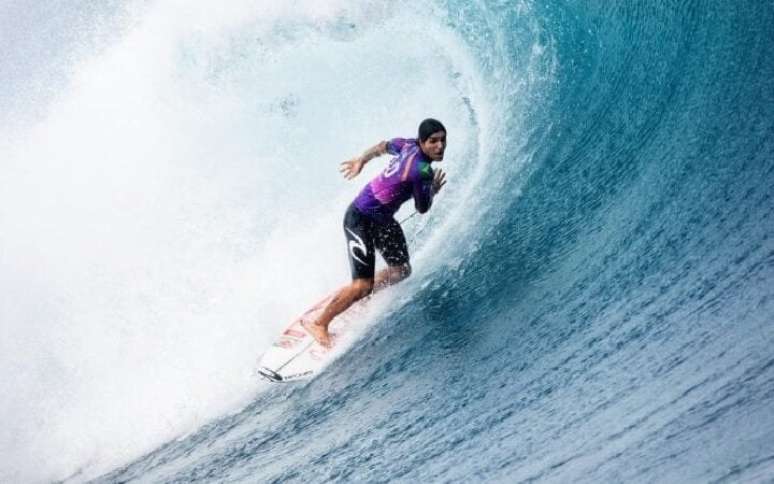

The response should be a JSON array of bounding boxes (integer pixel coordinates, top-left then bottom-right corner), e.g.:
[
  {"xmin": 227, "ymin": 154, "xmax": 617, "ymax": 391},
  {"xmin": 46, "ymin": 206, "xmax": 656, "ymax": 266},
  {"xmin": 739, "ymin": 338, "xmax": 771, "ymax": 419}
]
[{"xmin": 2, "ymin": 1, "xmax": 773, "ymax": 482}]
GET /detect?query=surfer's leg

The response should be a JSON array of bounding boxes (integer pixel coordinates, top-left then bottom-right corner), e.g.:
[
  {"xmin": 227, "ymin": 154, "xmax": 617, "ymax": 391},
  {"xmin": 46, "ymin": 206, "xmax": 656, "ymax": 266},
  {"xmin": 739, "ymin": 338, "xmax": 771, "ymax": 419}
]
[
  {"xmin": 373, "ymin": 263, "xmax": 411, "ymax": 291},
  {"xmin": 343, "ymin": 203, "xmax": 376, "ymax": 280},
  {"xmin": 373, "ymin": 217, "xmax": 410, "ymax": 291},
  {"xmin": 302, "ymin": 278, "xmax": 373, "ymax": 347},
  {"xmin": 302, "ymin": 205, "xmax": 376, "ymax": 347}
]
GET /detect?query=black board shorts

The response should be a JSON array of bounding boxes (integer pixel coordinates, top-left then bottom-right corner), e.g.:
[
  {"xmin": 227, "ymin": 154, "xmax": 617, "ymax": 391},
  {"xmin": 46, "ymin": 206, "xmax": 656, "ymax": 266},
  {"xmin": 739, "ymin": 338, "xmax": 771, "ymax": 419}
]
[{"xmin": 343, "ymin": 204, "xmax": 409, "ymax": 280}]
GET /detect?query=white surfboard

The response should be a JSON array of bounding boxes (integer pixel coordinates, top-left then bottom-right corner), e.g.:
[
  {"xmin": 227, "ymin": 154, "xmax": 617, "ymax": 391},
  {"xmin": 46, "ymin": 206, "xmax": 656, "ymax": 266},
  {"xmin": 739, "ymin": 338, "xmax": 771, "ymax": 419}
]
[{"xmin": 257, "ymin": 293, "xmax": 366, "ymax": 383}]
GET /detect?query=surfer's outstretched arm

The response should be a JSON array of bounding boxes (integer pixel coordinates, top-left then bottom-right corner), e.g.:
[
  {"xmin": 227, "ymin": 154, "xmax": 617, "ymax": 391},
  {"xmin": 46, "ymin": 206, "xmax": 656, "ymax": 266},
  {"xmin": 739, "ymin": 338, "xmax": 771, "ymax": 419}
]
[{"xmin": 340, "ymin": 141, "xmax": 389, "ymax": 179}]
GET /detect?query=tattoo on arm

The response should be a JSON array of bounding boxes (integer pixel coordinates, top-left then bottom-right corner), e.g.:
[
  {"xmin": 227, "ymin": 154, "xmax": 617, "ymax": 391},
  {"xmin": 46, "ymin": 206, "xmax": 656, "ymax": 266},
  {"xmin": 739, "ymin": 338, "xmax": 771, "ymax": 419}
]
[{"xmin": 360, "ymin": 141, "xmax": 388, "ymax": 164}]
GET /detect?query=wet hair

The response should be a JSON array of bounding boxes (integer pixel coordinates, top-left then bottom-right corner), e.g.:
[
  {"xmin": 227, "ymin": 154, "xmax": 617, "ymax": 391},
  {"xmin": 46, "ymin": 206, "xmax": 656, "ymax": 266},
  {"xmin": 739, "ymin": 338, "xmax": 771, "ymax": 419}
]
[{"xmin": 418, "ymin": 118, "xmax": 446, "ymax": 142}]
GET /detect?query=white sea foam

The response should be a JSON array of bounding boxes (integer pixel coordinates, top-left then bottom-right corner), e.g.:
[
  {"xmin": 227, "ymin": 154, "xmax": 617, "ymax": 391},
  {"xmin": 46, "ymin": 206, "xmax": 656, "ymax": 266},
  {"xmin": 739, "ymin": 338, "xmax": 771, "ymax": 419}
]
[{"xmin": 0, "ymin": 1, "xmax": 500, "ymax": 481}]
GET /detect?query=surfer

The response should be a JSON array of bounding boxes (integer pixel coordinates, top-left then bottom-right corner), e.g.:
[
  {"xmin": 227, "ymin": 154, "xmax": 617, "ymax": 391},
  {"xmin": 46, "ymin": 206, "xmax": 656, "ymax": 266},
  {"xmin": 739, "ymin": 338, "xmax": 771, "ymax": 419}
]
[{"xmin": 302, "ymin": 118, "xmax": 447, "ymax": 347}]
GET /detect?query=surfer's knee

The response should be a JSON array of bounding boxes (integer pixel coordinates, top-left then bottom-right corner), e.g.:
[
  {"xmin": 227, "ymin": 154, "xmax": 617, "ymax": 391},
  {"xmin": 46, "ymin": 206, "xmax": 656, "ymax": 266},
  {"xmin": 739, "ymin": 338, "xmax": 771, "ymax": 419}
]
[
  {"xmin": 396, "ymin": 263, "xmax": 411, "ymax": 280},
  {"xmin": 352, "ymin": 278, "xmax": 374, "ymax": 298}
]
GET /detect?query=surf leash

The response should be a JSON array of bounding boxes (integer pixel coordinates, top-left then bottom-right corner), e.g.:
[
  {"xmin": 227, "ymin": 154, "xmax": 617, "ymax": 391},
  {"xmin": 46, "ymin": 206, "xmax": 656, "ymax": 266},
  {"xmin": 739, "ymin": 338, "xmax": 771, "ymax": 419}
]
[{"xmin": 398, "ymin": 211, "xmax": 417, "ymax": 225}]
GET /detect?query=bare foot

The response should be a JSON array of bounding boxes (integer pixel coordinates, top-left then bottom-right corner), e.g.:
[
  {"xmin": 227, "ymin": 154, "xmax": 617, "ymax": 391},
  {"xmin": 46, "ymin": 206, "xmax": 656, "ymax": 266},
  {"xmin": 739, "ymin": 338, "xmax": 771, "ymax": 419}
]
[{"xmin": 301, "ymin": 320, "xmax": 332, "ymax": 348}]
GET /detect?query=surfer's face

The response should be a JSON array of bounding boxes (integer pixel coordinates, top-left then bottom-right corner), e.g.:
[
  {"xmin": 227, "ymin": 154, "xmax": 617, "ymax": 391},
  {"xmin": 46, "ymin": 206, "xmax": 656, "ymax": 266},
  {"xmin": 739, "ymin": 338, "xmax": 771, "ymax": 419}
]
[{"xmin": 420, "ymin": 131, "xmax": 446, "ymax": 161}]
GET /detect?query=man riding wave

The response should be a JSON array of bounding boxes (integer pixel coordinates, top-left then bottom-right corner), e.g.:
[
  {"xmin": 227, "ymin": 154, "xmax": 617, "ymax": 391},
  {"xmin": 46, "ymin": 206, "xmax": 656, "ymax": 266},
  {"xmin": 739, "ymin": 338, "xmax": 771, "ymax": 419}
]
[{"xmin": 302, "ymin": 118, "xmax": 448, "ymax": 347}]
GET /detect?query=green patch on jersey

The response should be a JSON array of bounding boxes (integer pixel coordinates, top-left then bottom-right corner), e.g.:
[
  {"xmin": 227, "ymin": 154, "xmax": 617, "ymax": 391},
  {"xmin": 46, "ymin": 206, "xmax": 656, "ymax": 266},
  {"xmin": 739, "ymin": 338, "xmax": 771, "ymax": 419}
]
[{"xmin": 419, "ymin": 162, "xmax": 434, "ymax": 180}]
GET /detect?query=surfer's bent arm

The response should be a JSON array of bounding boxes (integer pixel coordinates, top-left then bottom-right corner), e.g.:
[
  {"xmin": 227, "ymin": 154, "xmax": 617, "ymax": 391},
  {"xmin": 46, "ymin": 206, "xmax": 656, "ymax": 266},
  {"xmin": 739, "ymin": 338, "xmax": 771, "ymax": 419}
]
[
  {"xmin": 413, "ymin": 178, "xmax": 434, "ymax": 213},
  {"xmin": 340, "ymin": 141, "xmax": 389, "ymax": 179},
  {"xmin": 413, "ymin": 168, "xmax": 446, "ymax": 213}
]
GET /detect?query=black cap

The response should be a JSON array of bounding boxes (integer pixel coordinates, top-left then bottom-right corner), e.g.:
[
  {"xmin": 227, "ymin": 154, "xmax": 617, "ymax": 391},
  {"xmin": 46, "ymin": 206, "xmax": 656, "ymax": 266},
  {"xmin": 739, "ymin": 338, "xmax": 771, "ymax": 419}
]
[{"xmin": 418, "ymin": 118, "xmax": 446, "ymax": 142}]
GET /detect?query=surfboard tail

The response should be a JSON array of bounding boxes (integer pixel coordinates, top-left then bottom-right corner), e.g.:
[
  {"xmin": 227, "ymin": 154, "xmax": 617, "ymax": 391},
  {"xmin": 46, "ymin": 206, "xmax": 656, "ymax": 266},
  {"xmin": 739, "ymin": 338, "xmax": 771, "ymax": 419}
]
[
  {"xmin": 258, "ymin": 365, "xmax": 315, "ymax": 383},
  {"xmin": 257, "ymin": 367, "xmax": 284, "ymax": 383},
  {"xmin": 257, "ymin": 291, "xmax": 367, "ymax": 383}
]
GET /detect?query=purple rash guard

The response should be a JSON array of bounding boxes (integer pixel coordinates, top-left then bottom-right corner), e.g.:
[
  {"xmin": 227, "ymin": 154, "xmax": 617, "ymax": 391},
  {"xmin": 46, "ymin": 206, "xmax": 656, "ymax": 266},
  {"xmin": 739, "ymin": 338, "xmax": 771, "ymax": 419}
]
[{"xmin": 352, "ymin": 138, "xmax": 435, "ymax": 224}]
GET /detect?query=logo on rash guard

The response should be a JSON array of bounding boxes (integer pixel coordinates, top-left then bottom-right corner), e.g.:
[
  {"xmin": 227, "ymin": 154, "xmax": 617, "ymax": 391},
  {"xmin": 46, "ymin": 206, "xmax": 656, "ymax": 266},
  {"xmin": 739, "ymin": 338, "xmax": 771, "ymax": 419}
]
[
  {"xmin": 345, "ymin": 228, "xmax": 367, "ymax": 265},
  {"xmin": 383, "ymin": 157, "xmax": 401, "ymax": 177}
]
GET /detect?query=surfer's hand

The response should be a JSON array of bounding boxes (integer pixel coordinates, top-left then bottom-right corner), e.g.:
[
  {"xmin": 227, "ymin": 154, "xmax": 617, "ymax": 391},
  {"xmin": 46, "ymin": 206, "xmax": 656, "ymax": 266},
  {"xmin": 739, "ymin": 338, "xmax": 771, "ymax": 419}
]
[
  {"xmin": 432, "ymin": 168, "xmax": 447, "ymax": 194},
  {"xmin": 340, "ymin": 157, "xmax": 365, "ymax": 180}
]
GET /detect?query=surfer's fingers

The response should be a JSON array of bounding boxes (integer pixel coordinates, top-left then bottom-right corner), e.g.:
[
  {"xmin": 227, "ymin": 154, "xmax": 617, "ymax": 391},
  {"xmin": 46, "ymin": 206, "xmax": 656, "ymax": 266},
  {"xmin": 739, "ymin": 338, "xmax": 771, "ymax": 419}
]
[
  {"xmin": 340, "ymin": 162, "xmax": 355, "ymax": 178},
  {"xmin": 341, "ymin": 160, "xmax": 361, "ymax": 175}
]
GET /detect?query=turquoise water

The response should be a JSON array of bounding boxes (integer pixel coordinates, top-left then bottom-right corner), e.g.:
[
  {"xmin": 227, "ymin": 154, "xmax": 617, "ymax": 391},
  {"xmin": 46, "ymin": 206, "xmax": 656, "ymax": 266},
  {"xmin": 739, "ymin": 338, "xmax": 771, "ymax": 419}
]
[{"xmin": 2, "ymin": 1, "xmax": 773, "ymax": 482}]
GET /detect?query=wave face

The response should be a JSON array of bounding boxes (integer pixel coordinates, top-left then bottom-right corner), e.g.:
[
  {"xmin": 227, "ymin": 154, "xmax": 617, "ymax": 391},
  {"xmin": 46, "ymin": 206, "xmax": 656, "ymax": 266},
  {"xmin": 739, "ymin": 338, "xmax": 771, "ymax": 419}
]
[{"xmin": 2, "ymin": 0, "xmax": 773, "ymax": 482}]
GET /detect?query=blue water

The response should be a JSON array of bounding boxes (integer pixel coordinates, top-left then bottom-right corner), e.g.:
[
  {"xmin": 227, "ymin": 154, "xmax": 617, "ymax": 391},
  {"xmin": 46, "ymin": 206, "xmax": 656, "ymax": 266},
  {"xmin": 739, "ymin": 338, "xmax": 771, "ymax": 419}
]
[{"xmin": 3, "ymin": 0, "xmax": 773, "ymax": 482}]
